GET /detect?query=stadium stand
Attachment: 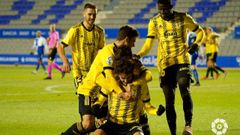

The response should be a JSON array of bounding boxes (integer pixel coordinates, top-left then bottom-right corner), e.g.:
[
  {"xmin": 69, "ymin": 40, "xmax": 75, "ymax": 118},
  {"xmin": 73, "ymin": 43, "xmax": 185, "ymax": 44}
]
[{"xmin": 0, "ymin": 0, "xmax": 239, "ymax": 56}]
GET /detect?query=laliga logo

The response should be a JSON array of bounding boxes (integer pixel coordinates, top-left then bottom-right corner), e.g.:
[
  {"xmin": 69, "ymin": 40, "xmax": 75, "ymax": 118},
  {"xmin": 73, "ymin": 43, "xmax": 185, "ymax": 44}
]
[
  {"xmin": 211, "ymin": 118, "xmax": 228, "ymax": 135},
  {"xmin": 236, "ymin": 56, "xmax": 240, "ymax": 66}
]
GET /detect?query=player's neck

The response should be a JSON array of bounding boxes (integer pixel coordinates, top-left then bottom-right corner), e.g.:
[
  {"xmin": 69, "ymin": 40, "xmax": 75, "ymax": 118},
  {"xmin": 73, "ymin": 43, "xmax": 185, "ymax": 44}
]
[
  {"xmin": 114, "ymin": 40, "xmax": 125, "ymax": 47},
  {"xmin": 82, "ymin": 21, "xmax": 94, "ymax": 30}
]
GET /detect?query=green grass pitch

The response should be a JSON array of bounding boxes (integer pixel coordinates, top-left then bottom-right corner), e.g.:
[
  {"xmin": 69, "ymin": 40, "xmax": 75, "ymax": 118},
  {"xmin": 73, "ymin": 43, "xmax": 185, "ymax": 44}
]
[{"xmin": 0, "ymin": 66, "xmax": 240, "ymax": 135}]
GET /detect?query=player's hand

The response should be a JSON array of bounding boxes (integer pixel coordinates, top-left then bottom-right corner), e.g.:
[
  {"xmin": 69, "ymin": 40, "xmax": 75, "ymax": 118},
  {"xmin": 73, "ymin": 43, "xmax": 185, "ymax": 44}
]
[
  {"xmin": 118, "ymin": 91, "xmax": 132, "ymax": 100},
  {"xmin": 30, "ymin": 51, "xmax": 34, "ymax": 55},
  {"xmin": 156, "ymin": 104, "xmax": 165, "ymax": 116},
  {"xmin": 62, "ymin": 61, "xmax": 71, "ymax": 73},
  {"xmin": 95, "ymin": 118, "xmax": 107, "ymax": 128},
  {"xmin": 132, "ymin": 54, "xmax": 140, "ymax": 60},
  {"xmin": 188, "ymin": 43, "xmax": 198, "ymax": 55}
]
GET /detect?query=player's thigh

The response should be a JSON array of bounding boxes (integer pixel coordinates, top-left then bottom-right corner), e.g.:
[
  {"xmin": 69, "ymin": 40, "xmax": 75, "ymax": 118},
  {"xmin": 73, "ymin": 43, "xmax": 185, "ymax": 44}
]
[
  {"xmin": 78, "ymin": 94, "xmax": 95, "ymax": 127},
  {"xmin": 94, "ymin": 129, "xmax": 107, "ymax": 135},
  {"xmin": 81, "ymin": 114, "xmax": 95, "ymax": 128},
  {"xmin": 133, "ymin": 131, "xmax": 144, "ymax": 135}
]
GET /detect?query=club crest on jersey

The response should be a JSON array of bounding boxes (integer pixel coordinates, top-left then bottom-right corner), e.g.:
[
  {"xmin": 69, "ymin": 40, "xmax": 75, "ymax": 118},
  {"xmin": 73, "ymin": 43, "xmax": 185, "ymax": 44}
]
[
  {"xmin": 107, "ymin": 56, "xmax": 113, "ymax": 65},
  {"xmin": 164, "ymin": 31, "xmax": 177, "ymax": 38}
]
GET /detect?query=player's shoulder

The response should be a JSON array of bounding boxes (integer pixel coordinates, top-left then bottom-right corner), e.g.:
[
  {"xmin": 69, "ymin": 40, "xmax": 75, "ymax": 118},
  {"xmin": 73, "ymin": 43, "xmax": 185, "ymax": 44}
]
[
  {"xmin": 70, "ymin": 23, "xmax": 82, "ymax": 30},
  {"xmin": 173, "ymin": 10, "xmax": 188, "ymax": 17},
  {"xmin": 94, "ymin": 25, "xmax": 104, "ymax": 33},
  {"xmin": 150, "ymin": 14, "xmax": 161, "ymax": 21}
]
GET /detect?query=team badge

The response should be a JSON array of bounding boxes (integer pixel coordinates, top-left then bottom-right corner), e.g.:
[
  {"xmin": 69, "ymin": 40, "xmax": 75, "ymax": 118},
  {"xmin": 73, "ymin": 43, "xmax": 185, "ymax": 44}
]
[{"xmin": 107, "ymin": 56, "xmax": 113, "ymax": 65}]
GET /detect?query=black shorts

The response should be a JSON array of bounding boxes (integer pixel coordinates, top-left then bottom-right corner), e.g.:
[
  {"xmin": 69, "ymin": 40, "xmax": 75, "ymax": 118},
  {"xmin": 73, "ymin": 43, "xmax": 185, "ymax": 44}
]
[
  {"xmin": 160, "ymin": 64, "xmax": 191, "ymax": 88},
  {"xmin": 99, "ymin": 120, "xmax": 142, "ymax": 135},
  {"xmin": 48, "ymin": 48, "xmax": 57, "ymax": 61},
  {"xmin": 206, "ymin": 52, "xmax": 217, "ymax": 62},
  {"xmin": 78, "ymin": 94, "xmax": 93, "ymax": 116}
]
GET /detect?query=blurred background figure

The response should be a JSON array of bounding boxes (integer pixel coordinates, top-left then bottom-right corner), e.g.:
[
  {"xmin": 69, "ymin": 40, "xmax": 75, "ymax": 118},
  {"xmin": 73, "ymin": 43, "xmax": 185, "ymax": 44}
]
[
  {"xmin": 202, "ymin": 27, "xmax": 227, "ymax": 80},
  {"xmin": 44, "ymin": 24, "xmax": 65, "ymax": 80},
  {"xmin": 187, "ymin": 29, "xmax": 200, "ymax": 86},
  {"xmin": 30, "ymin": 31, "xmax": 47, "ymax": 74}
]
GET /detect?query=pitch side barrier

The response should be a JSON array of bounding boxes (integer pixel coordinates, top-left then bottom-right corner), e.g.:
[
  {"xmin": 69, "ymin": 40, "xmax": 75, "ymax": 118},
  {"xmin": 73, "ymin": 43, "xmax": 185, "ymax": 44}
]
[{"xmin": 0, "ymin": 54, "xmax": 239, "ymax": 68}]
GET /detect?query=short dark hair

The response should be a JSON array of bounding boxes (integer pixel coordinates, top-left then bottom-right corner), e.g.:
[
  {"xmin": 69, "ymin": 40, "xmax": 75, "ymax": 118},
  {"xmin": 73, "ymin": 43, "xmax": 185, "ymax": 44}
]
[
  {"xmin": 84, "ymin": 2, "xmax": 96, "ymax": 10},
  {"xmin": 117, "ymin": 25, "xmax": 139, "ymax": 40},
  {"xmin": 158, "ymin": 0, "xmax": 172, "ymax": 5}
]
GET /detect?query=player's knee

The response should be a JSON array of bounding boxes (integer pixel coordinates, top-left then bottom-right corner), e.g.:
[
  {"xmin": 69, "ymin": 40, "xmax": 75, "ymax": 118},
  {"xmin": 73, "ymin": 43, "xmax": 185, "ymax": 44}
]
[
  {"xmin": 82, "ymin": 118, "xmax": 95, "ymax": 129},
  {"xmin": 94, "ymin": 129, "xmax": 106, "ymax": 135},
  {"xmin": 141, "ymin": 124, "xmax": 150, "ymax": 135},
  {"xmin": 178, "ymin": 77, "xmax": 189, "ymax": 88}
]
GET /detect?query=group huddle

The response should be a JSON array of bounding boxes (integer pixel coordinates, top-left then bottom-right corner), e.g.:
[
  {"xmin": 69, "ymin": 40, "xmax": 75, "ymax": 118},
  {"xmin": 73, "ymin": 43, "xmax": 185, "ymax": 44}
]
[{"xmin": 57, "ymin": 0, "xmax": 207, "ymax": 135}]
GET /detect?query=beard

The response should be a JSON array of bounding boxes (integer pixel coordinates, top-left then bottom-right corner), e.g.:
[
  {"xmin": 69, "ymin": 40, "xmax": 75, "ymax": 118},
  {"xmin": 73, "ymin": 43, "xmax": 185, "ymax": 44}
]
[{"xmin": 161, "ymin": 12, "xmax": 174, "ymax": 21}]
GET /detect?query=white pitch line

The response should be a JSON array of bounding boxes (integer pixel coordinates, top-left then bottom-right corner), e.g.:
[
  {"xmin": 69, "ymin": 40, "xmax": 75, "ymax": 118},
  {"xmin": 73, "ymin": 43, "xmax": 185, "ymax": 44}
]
[{"xmin": 44, "ymin": 84, "xmax": 73, "ymax": 94}]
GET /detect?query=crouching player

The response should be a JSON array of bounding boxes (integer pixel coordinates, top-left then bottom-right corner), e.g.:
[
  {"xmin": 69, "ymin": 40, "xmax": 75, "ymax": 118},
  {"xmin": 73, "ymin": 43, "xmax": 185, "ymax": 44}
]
[{"xmin": 92, "ymin": 56, "xmax": 165, "ymax": 135}]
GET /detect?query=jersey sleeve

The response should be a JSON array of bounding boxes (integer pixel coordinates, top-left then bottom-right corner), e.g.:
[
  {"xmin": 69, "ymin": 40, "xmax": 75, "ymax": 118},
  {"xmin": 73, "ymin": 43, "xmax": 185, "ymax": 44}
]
[
  {"xmin": 96, "ymin": 70, "xmax": 124, "ymax": 95},
  {"xmin": 185, "ymin": 13, "xmax": 199, "ymax": 32},
  {"xmin": 61, "ymin": 27, "xmax": 75, "ymax": 46},
  {"xmin": 132, "ymin": 69, "xmax": 152, "ymax": 85},
  {"xmin": 147, "ymin": 19, "xmax": 158, "ymax": 37}
]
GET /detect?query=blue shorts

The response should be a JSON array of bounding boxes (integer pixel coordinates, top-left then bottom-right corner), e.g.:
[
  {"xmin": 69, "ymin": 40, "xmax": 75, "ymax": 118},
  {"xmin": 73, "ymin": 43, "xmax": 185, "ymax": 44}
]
[
  {"xmin": 37, "ymin": 46, "xmax": 44, "ymax": 60},
  {"xmin": 191, "ymin": 53, "xmax": 198, "ymax": 65}
]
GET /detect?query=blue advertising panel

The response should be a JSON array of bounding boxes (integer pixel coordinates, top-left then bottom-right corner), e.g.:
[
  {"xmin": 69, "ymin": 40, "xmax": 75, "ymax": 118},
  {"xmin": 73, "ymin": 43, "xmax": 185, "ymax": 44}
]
[
  {"xmin": 0, "ymin": 29, "xmax": 61, "ymax": 38},
  {"xmin": 0, "ymin": 54, "xmax": 239, "ymax": 68},
  {"xmin": 0, "ymin": 54, "xmax": 71, "ymax": 65},
  {"xmin": 0, "ymin": 28, "xmax": 145, "ymax": 39},
  {"xmin": 234, "ymin": 26, "xmax": 240, "ymax": 39}
]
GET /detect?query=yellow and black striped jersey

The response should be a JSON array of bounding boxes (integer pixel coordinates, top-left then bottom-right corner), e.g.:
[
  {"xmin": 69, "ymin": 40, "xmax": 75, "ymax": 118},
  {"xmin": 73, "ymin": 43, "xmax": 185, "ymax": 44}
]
[
  {"xmin": 205, "ymin": 32, "xmax": 219, "ymax": 54},
  {"xmin": 100, "ymin": 82, "xmax": 152, "ymax": 124},
  {"xmin": 77, "ymin": 43, "xmax": 122, "ymax": 96},
  {"xmin": 139, "ymin": 11, "xmax": 201, "ymax": 70},
  {"xmin": 95, "ymin": 73, "xmax": 158, "ymax": 124},
  {"xmin": 61, "ymin": 22, "xmax": 105, "ymax": 78}
]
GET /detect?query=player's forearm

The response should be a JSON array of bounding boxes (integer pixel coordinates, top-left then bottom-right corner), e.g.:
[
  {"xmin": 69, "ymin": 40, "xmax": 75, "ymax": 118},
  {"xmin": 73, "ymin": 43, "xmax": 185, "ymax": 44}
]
[
  {"xmin": 57, "ymin": 44, "xmax": 68, "ymax": 63},
  {"xmin": 137, "ymin": 37, "xmax": 154, "ymax": 57}
]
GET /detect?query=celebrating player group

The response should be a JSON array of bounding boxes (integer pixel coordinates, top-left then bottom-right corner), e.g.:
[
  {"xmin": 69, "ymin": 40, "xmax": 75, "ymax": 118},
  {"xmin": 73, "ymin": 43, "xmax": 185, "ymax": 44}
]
[{"xmin": 58, "ymin": 0, "xmax": 206, "ymax": 135}]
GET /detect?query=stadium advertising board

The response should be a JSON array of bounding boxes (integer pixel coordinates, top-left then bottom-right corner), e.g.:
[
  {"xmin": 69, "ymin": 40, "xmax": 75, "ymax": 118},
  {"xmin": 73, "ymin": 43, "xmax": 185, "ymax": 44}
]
[{"xmin": 0, "ymin": 29, "xmax": 60, "ymax": 38}]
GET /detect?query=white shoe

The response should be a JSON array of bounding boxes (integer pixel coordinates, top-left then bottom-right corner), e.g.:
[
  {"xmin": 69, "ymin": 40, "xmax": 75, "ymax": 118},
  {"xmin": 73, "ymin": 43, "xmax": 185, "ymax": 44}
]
[
  {"xmin": 182, "ymin": 126, "xmax": 192, "ymax": 135},
  {"xmin": 32, "ymin": 70, "xmax": 37, "ymax": 74},
  {"xmin": 44, "ymin": 71, "xmax": 48, "ymax": 74}
]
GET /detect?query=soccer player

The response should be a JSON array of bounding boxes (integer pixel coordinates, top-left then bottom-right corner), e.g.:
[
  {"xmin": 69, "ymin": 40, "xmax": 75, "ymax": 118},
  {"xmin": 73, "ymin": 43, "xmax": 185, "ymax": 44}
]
[
  {"xmin": 44, "ymin": 24, "xmax": 65, "ymax": 80},
  {"xmin": 187, "ymin": 30, "xmax": 200, "ymax": 86},
  {"xmin": 92, "ymin": 54, "xmax": 165, "ymax": 135},
  {"xmin": 58, "ymin": 2, "xmax": 105, "ymax": 89},
  {"xmin": 135, "ymin": 0, "xmax": 205, "ymax": 135},
  {"xmin": 31, "ymin": 31, "xmax": 47, "ymax": 74},
  {"xmin": 59, "ymin": 3, "xmax": 105, "ymax": 135},
  {"xmin": 60, "ymin": 25, "xmax": 140, "ymax": 135},
  {"xmin": 202, "ymin": 27, "xmax": 227, "ymax": 80}
]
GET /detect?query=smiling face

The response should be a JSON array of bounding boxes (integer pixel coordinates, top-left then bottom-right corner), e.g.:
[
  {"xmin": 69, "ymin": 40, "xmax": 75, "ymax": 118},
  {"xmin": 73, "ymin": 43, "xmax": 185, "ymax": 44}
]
[
  {"xmin": 118, "ymin": 73, "xmax": 133, "ymax": 86},
  {"xmin": 83, "ymin": 7, "xmax": 97, "ymax": 28}
]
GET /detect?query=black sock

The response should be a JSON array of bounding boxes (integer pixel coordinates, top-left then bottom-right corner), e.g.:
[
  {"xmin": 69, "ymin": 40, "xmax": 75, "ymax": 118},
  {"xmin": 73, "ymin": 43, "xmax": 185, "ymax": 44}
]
[
  {"xmin": 215, "ymin": 66, "xmax": 225, "ymax": 73},
  {"xmin": 62, "ymin": 122, "xmax": 82, "ymax": 135}
]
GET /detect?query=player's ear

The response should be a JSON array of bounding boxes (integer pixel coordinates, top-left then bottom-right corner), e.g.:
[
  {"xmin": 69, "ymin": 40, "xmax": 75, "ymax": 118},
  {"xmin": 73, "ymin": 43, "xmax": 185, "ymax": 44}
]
[{"xmin": 124, "ymin": 37, "xmax": 129, "ymax": 43}]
